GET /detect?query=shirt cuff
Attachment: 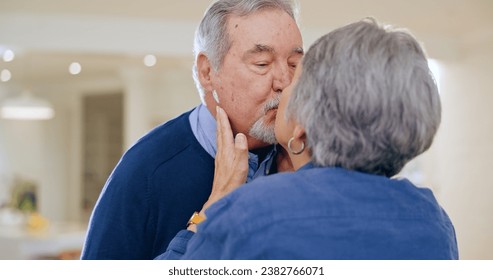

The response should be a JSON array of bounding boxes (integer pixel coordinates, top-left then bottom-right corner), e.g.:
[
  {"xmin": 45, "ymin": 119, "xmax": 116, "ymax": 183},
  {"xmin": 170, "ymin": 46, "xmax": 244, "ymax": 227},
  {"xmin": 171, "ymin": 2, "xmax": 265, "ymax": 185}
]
[{"xmin": 154, "ymin": 230, "xmax": 195, "ymax": 260}]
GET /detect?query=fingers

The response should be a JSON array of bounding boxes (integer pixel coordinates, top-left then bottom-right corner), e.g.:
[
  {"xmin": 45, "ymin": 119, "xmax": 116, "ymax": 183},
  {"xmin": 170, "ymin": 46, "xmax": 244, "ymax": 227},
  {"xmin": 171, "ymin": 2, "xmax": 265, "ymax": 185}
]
[
  {"xmin": 234, "ymin": 133, "xmax": 249, "ymax": 183},
  {"xmin": 218, "ymin": 107, "xmax": 234, "ymax": 145},
  {"xmin": 206, "ymin": 113, "xmax": 250, "ymax": 215},
  {"xmin": 234, "ymin": 133, "xmax": 247, "ymax": 150},
  {"xmin": 216, "ymin": 106, "xmax": 222, "ymax": 154},
  {"xmin": 234, "ymin": 133, "xmax": 248, "ymax": 166},
  {"xmin": 216, "ymin": 106, "xmax": 234, "ymax": 155}
]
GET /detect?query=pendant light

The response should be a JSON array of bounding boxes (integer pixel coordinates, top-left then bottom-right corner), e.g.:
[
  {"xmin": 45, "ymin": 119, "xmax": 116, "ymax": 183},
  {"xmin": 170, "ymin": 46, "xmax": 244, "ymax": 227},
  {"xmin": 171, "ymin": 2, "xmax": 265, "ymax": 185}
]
[
  {"xmin": 1, "ymin": 90, "xmax": 55, "ymax": 120},
  {"xmin": 0, "ymin": 51, "xmax": 55, "ymax": 121}
]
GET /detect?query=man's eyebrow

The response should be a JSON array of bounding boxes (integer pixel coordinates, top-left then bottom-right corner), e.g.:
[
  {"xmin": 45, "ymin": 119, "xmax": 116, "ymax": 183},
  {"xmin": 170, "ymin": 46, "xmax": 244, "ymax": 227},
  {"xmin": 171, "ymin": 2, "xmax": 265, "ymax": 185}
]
[
  {"xmin": 248, "ymin": 44, "xmax": 275, "ymax": 54},
  {"xmin": 292, "ymin": 47, "xmax": 304, "ymax": 55},
  {"xmin": 244, "ymin": 44, "xmax": 304, "ymax": 57}
]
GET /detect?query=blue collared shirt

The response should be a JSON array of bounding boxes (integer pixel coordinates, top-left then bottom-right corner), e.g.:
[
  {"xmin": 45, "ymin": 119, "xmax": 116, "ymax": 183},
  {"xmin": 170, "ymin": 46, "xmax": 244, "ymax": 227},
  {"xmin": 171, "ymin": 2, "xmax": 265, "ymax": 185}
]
[{"xmin": 189, "ymin": 104, "xmax": 276, "ymax": 182}]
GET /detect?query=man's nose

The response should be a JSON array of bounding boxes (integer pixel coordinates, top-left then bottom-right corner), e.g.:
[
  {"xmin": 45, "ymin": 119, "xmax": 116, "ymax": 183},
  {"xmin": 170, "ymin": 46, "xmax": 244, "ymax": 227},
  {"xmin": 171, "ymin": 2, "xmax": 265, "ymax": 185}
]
[{"xmin": 272, "ymin": 62, "xmax": 291, "ymax": 92}]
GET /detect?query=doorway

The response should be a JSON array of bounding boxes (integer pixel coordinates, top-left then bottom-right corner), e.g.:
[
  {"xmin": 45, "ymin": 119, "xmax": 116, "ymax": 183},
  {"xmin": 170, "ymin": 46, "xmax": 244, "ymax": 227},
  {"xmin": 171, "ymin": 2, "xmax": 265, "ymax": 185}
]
[{"xmin": 82, "ymin": 93, "xmax": 123, "ymax": 221}]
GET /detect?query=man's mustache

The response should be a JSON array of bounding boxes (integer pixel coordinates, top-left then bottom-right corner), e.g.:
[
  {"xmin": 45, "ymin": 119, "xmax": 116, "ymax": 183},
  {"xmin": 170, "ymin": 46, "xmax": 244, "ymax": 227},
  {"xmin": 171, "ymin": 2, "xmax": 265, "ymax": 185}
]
[{"xmin": 263, "ymin": 94, "xmax": 281, "ymax": 114}]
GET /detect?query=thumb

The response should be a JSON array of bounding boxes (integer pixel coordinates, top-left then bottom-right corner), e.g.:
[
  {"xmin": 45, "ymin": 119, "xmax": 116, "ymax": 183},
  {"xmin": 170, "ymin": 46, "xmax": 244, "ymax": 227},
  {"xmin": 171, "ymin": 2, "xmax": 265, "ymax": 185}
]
[
  {"xmin": 234, "ymin": 133, "xmax": 248, "ymax": 151},
  {"xmin": 234, "ymin": 133, "xmax": 249, "ymax": 182}
]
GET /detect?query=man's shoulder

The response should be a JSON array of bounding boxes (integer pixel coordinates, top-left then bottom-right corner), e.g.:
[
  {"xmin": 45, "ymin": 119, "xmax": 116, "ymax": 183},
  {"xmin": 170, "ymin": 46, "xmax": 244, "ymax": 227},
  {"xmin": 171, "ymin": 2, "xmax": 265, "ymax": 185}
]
[
  {"xmin": 137, "ymin": 109, "xmax": 195, "ymax": 147},
  {"xmin": 134, "ymin": 109, "xmax": 197, "ymax": 149},
  {"xmin": 118, "ymin": 108, "xmax": 209, "ymax": 171}
]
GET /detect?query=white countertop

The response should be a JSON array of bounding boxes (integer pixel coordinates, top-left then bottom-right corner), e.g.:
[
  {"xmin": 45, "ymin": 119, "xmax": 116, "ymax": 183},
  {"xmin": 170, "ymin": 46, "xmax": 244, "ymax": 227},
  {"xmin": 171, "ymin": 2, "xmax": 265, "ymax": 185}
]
[{"xmin": 0, "ymin": 222, "xmax": 87, "ymax": 259}]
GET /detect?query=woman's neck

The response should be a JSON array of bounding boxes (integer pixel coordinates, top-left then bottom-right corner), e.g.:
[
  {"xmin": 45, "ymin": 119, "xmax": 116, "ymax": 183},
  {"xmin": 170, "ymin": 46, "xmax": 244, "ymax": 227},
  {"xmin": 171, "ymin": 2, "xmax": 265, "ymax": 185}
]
[
  {"xmin": 291, "ymin": 153, "xmax": 311, "ymax": 170},
  {"xmin": 277, "ymin": 145, "xmax": 311, "ymax": 171}
]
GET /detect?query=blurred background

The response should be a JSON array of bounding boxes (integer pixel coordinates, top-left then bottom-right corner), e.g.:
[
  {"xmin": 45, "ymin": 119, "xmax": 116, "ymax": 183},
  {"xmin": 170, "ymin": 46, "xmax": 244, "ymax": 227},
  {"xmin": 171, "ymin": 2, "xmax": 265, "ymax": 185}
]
[{"xmin": 0, "ymin": 0, "xmax": 491, "ymax": 260}]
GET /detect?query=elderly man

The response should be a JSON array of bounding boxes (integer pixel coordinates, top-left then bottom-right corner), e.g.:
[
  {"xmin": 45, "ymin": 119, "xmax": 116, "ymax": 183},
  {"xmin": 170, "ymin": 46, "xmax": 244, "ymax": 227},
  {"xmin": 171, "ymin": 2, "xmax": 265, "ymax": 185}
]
[{"xmin": 81, "ymin": 0, "xmax": 303, "ymax": 260}]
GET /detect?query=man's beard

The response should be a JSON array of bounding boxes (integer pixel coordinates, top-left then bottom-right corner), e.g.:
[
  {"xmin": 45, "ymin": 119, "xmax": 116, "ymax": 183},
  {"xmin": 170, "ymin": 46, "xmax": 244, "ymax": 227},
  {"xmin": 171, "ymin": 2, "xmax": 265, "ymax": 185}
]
[{"xmin": 248, "ymin": 95, "xmax": 280, "ymax": 144}]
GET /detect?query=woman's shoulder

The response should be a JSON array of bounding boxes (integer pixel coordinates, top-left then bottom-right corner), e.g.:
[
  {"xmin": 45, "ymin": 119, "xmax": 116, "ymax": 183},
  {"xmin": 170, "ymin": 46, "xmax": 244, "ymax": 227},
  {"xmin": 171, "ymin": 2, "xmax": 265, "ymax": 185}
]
[
  {"xmin": 232, "ymin": 167, "xmax": 316, "ymax": 201},
  {"xmin": 216, "ymin": 166, "xmax": 358, "ymax": 214},
  {"xmin": 204, "ymin": 166, "xmax": 446, "ymax": 233}
]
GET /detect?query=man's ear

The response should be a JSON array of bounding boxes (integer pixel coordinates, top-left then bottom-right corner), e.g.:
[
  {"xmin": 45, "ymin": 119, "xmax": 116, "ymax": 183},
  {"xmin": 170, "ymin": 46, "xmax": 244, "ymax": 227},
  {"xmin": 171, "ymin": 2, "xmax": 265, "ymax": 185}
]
[
  {"xmin": 197, "ymin": 53, "xmax": 214, "ymax": 93},
  {"xmin": 292, "ymin": 124, "xmax": 306, "ymax": 143}
]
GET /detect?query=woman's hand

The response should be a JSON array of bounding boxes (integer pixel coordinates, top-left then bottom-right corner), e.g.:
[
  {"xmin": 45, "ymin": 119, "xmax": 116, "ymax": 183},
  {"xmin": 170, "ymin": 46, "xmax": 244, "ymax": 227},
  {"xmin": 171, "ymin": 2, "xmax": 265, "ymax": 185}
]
[
  {"xmin": 188, "ymin": 106, "xmax": 249, "ymax": 232},
  {"xmin": 204, "ymin": 106, "xmax": 249, "ymax": 211}
]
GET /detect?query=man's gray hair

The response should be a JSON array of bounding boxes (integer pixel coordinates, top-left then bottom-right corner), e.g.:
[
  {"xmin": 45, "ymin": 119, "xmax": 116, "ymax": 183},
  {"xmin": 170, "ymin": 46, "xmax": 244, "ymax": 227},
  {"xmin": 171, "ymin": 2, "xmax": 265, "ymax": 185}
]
[
  {"xmin": 193, "ymin": 0, "xmax": 298, "ymax": 103},
  {"xmin": 287, "ymin": 18, "xmax": 441, "ymax": 177}
]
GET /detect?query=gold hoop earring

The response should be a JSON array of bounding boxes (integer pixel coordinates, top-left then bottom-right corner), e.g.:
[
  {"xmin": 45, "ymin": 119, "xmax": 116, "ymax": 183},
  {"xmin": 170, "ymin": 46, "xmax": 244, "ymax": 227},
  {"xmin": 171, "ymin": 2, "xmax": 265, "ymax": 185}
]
[{"xmin": 288, "ymin": 137, "xmax": 305, "ymax": 155}]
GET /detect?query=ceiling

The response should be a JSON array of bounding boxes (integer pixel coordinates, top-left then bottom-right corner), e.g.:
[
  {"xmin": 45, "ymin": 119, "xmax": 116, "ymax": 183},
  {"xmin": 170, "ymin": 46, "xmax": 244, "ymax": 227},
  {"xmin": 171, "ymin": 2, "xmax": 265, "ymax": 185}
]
[{"xmin": 0, "ymin": 0, "xmax": 492, "ymax": 91}]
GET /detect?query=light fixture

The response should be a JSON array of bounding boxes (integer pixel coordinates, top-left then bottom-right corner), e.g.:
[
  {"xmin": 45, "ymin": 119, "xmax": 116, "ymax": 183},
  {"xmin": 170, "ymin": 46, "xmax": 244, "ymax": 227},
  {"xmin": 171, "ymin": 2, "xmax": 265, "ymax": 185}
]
[
  {"xmin": 143, "ymin": 54, "xmax": 157, "ymax": 67},
  {"xmin": 69, "ymin": 62, "xmax": 82, "ymax": 75},
  {"xmin": 3, "ymin": 49, "xmax": 15, "ymax": 62},
  {"xmin": 1, "ymin": 90, "xmax": 55, "ymax": 120},
  {"xmin": 0, "ymin": 69, "xmax": 11, "ymax": 82}
]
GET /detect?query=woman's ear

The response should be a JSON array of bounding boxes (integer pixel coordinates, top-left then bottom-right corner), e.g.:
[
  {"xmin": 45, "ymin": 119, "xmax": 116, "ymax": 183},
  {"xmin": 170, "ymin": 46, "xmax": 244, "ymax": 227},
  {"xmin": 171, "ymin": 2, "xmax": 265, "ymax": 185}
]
[
  {"xmin": 197, "ymin": 53, "xmax": 214, "ymax": 92},
  {"xmin": 292, "ymin": 124, "xmax": 306, "ymax": 143}
]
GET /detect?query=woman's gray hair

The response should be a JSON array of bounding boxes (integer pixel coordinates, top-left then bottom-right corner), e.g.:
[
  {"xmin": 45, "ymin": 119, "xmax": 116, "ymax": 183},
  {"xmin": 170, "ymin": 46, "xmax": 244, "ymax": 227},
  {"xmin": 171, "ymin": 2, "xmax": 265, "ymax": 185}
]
[
  {"xmin": 287, "ymin": 18, "xmax": 441, "ymax": 177},
  {"xmin": 193, "ymin": 0, "xmax": 298, "ymax": 103}
]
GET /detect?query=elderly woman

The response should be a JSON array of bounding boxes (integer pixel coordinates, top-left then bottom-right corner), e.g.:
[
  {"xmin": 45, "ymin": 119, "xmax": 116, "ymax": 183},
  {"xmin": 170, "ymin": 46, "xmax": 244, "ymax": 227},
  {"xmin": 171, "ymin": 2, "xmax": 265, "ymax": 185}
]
[{"xmin": 158, "ymin": 19, "xmax": 458, "ymax": 259}]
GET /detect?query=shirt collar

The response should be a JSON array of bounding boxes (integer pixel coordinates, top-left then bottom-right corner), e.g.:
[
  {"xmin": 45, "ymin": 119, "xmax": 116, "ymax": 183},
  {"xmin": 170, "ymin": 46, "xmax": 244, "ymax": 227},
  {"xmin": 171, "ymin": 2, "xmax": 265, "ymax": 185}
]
[
  {"xmin": 189, "ymin": 104, "xmax": 277, "ymax": 181},
  {"xmin": 189, "ymin": 104, "xmax": 217, "ymax": 158},
  {"xmin": 297, "ymin": 162, "xmax": 315, "ymax": 171}
]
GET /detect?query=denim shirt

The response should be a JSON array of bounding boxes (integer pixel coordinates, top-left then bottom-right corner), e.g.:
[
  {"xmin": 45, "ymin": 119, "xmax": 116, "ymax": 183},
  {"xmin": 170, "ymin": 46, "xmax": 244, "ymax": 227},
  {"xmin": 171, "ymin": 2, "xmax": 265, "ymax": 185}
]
[{"xmin": 157, "ymin": 163, "xmax": 458, "ymax": 260}]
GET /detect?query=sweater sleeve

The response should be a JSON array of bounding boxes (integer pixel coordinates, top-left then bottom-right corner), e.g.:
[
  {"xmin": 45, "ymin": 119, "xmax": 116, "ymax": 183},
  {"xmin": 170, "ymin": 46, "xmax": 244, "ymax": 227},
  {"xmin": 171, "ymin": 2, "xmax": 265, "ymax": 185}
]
[
  {"xmin": 80, "ymin": 151, "xmax": 153, "ymax": 260},
  {"xmin": 177, "ymin": 197, "xmax": 248, "ymax": 259}
]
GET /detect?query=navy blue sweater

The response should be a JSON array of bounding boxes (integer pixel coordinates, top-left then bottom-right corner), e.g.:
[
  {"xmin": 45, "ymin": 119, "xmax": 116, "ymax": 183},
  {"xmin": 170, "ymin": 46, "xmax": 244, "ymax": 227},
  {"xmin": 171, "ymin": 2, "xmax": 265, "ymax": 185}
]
[{"xmin": 81, "ymin": 109, "xmax": 215, "ymax": 259}]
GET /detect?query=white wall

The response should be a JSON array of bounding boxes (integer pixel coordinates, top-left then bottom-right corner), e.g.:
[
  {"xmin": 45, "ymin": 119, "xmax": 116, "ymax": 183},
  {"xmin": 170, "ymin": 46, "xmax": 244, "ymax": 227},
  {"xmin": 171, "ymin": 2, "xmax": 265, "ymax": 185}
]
[{"xmin": 427, "ymin": 46, "xmax": 493, "ymax": 259}]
